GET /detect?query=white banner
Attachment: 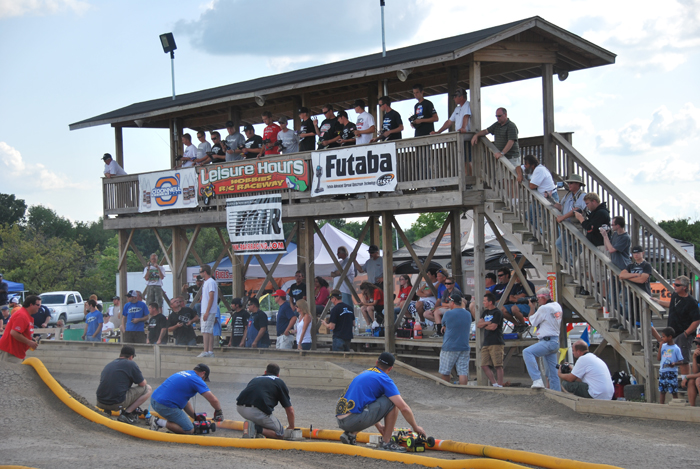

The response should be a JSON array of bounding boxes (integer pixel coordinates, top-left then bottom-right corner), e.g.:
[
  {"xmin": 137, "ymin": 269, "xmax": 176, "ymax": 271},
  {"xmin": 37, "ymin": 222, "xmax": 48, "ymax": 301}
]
[
  {"xmin": 138, "ymin": 168, "xmax": 197, "ymax": 212},
  {"xmin": 226, "ymin": 194, "xmax": 287, "ymax": 255},
  {"xmin": 310, "ymin": 142, "xmax": 397, "ymax": 197}
]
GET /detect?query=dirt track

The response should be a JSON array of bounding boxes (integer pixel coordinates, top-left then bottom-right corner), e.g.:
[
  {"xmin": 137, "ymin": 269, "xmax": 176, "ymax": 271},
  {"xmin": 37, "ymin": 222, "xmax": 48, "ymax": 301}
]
[{"xmin": 1, "ymin": 360, "xmax": 699, "ymax": 469}]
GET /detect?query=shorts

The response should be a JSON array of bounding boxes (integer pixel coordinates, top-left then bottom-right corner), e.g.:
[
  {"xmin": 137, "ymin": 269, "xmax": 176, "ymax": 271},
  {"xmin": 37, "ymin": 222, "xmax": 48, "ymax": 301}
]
[
  {"xmin": 200, "ymin": 312, "xmax": 217, "ymax": 334},
  {"xmin": 122, "ymin": 331, "xmax": 146, "ymax": 344},
  {"xmin": 439, "ymin": 350, "xmax": 470, "ymax": 376},
  {"xmin": 237, "ymin": 405, "xmax": 284, "ymax": 436},
  {"xmin": 418, "ymin": 299, "xmax": 435, "ymax": 311},
  {"xmin": 659, "ymin": 371, "xmax": 679, "ymax": 394},
  {"xmin": 503, "ymin": 304, "xmax": 532, "ymax": 317},
  {"xmin": 276, "ymin": 334, "xmax": 295, "ymax": 350},
  {"xmin": 151, "ymin": 399, "xmax": 193, "ymax": 432},
  {"xmin": 98, "ymin": 385, "xmax": 148, "ymax": 411},
  {"xmin": 337, "ymin": 395, "xmax": 395, "ymax": 434},
  {"xmin": 481, "ymin": 345, "xmax": 504, "ymax": 367},
  {"xmin": 0, "ymin": 350, "xmax": 22, "ymax": 364},
  {"xmin": 675, "ymin": 333, "xmax": 693, "ymax": 362}
]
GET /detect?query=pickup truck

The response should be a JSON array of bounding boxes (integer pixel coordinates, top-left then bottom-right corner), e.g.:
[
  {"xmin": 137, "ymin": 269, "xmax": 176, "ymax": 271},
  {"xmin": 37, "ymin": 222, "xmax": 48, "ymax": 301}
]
[{"xmin": 39, "ymin": 291, "xmax": 85, "ymax": 325}]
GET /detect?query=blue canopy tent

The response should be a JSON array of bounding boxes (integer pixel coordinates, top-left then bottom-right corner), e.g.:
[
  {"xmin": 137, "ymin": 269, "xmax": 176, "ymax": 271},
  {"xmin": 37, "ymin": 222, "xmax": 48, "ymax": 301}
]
[{"xmin": 6, "ymin": 280, "xmax": 24, "ymax": 292}]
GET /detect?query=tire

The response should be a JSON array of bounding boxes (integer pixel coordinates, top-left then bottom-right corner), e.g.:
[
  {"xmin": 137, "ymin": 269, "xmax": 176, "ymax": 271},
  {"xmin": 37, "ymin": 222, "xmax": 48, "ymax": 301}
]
[
  {"xmin": 427, "ymin": 436, "xmax": 435, "ymax": 447},
  {"xmin": 406, "ymin": 437, "xmax": 413, "ymax": 449},
  {"xmin": 59, "ymin": 314, "xmax": 68, "ymax": 325}
]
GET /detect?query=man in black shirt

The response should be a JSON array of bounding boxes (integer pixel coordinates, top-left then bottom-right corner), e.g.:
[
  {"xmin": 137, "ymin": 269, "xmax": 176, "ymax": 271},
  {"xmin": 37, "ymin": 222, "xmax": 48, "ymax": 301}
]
[
  {"xmin": 336, "ymin": 110, "xmax": 357, "ymax": 146},
  {"xmin": 286, "ymin": 270, "xmax": 307, "ymax": 305},
  {"xmin": 186, "ymin": 276, "xmax": 203, "ymax": 305},
  {"xmin": 200, "ymin": 131, "xmax": 226, "ymax": 164},
  {"xmin": 96, "ymin": 346, "xmax": 152, "ymax": 425},
  {"xmin": 0, "ymin": 274, "xmax": 8, "ymax": 306},
  {"xmin": 236, "ymin": 363, "xmax": 295, "ymax": 439},
  {"xmin": 411, "ymin": 84, "xmax": 438, "ymax": 137},
  {"xmin": 297, "ymin": 107, "xmax": 316, "ymax": 152},
  {"xmin": 652, "ymin": 275, "xmax": 700, "ymax": 374},
  {"xmin": 321, "ymin": 290, "xmax": 355, "ymax": 351},
  {"xmin": 227, "ymin": 298, "xmax": 249, "ymax": 347},
  {"xmin": 372, "ymin": 96, "xmax": 403, "ymax": 142},
  {"xmin": 477, "ymin": 293, "xmax": 505, "ymax": 387},
  {"xmin": 146, "ymin": 302, "xmax": 169, "ymax": 345},
  {"xmin": 241, "ymin": 124, "xmax": 263, "ymax": 159},
  {"xmin": 619, "ymin": 245, "xmax": 652, "ymax": 295},
  {"xmin": 167, "ymin": 296, "xmax": 199, "ymax": 346},
  {"xmin": 314, "ymin": 104, "xmax": 341, "ymax": 149}
]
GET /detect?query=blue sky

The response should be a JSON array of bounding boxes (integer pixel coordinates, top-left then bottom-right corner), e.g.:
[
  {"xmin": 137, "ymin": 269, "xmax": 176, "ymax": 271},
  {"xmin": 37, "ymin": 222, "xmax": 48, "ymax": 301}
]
[{"xmin": 1, "ymin": 0, "xmax": 698, "ymax": 225}]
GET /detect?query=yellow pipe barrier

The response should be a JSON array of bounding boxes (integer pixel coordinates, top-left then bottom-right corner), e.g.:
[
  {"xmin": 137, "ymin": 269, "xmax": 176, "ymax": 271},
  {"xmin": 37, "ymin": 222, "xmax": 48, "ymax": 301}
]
[{"xmin": 22, "ymin": 357, "xmax": 621, "ymax": 469}]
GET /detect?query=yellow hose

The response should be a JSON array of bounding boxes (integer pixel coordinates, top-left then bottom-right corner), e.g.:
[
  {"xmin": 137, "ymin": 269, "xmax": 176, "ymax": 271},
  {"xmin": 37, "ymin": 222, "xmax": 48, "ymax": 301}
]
[{"xmin": 22, "ymin": 357, "xmax": 621, "ymax": 469}]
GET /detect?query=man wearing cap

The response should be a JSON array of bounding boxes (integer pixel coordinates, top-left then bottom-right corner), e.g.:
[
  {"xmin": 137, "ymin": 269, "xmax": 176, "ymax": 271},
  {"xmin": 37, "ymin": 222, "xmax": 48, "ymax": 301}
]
[
  {"xmin": 477, "ymin": 292, "xmax": 505, "ymax": 387},
  {"xmin": 187, "ymin": 275, "xmax": 203, "ymax": 305},
  {"xmin": 371, "ymin": 96, "xmax": 403, "ymax": 142},
  {"xmin": 432, "ymin": 88, "xmax": 471, "ymax": 136},
  {"xmin": 242, "ymin": 298, "xmax": 271, "ymax": 348},
  {"xmin": 336, "ymin": 111, "xmax": 357, "ymax": 146},
  {"xmin": 354, "ymin": 245, "xmax": 383, "ymax": 288},
  {"xmin": 167, "ymin": 296, "xmax": 199, "ymax": 346},
  {"xmin": 123, "ymin": 290, "xmax": 148, "ymax": 344},
  {"xmin": 236, "ymin": 363, "xmax": 295, "ymax": 439},
  {"xmin": 522, "ymin": 288, "xmax": 562, "ymax": 390},
  {"xmin": 96, "ymin": 345, "xmax": 153, "ymax": 424},
  {"xmin": 277, "ymin": 117, "xmax": 299, "ymax": 154},
  {"xmin": 0, "ymin": 274, "xmax": 8, "ymax": 307},
  {"xmin": 0, "ymin": 295, "xmax": 41, "ymax": 363},
  {"xmin": 102, "ymin": 153, "xmax": 127, "ymax": 178},
  {"xmin": 425, "ymin": 276, "xmax": 462, "ymax": 338},
  {"xmin": 439, "ymin": 293, "xmax": 472, "ymax": 385},
  {"xmin": 143, "ymin": 253, "xmax": 166, "ymax": 310},
  {"xmin": 574, "ymin": 193, "xmax": 610, "ymax": 295},
  {"xmin": 330, "ymin": 246, "xmax": 356, "ymax": 307},
  {"xmin": 619, "ymin": 246, "xmax": 652, "ymax": 296},
  {"xmin": 409, "ymin": 84, "xmax": 438, "ymax": 137},
  {"xmin": 240, "ymin": 124, "xmax": 263, "ymax": 159},
  {"xmin": 0, "ymin": 305, "xmax": 11, "ymax": 333},
  {"xmin": 321, "ymin": 290, "xmax": 355, "ymax": 351},
  {"xmin": 227, "ymin": 298, "xmax": 249, "ymax": 347},
  {"xmin": 652, "ymin": 275, "xmax": 700, "ymax": 375},
  {"xmin": 314, "ymin": 104, "xmax": 341, "ymax": 149},
  {"xmin": 297, "ymin": 107, "xmax": 317, "ymax": 152},
  {"xmin": 198, "ymin": 264, "xmax": 218, "ymax": 357},
  {"xmin": 287, "ymin": 270, "xmax": 307, "ymax": 304},
  {"xmin": 224, "ymin": 120, "xmax": 245, "ymax": 162},
  {"xmin": 149, "ymin": 364, "xmax": 223, "ymax": 434},
  {"xmin": 353, "ymin": 99, "xmax": 376, "ymax": 146},
  {"xmin": 273, "ymin": 290, "xmax": 298, "ymax": 350},
  {"xmin": 471, "ymin": 108, "xmax": 520, "ymax": 166},
  {"xmin": 261, "ymin": 111, "xmax": 282, "ymax": 156},
  {"xmin": 107, "ymin": 296, "xmax": 120, "ymax": 319},
  {"xmin": 336, "ymin": 352, "xmax": 426, "ymax": 451},
  {"xmin": 552, "ymin": 174, "xmax": 587, "ymax": 256}
]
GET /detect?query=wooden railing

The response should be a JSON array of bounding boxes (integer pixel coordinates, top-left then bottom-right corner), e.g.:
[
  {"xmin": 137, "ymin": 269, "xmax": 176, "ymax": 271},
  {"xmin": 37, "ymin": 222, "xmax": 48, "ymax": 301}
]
[{"xmin": 102, "ymin": 132, "xmax": 473, "ymax": 216}]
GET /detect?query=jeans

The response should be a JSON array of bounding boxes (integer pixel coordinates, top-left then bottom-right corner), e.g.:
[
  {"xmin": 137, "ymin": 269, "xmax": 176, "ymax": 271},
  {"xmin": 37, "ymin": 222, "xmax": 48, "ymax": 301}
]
[
  {"xmin": 341, "ymin": 293, "xmax": 353, "ymax": 309},
  {"xmin": 523, "ymin": 337, "xmax": 561, "ymax": 391},
  {"xmin": 332, "ymin": 337, "xmax": 351, "ymax": 351}
]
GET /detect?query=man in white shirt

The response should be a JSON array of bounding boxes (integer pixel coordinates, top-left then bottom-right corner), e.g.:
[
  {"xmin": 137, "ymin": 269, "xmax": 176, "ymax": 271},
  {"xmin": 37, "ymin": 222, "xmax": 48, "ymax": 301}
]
[
  {"xmin": 102, "ymin": 153, "xmax": 127, "ymax": 178},
  {"xmin": 330, "ymin": 246, "xmax": 356, "ymax": 307},
  {"xmin": 523, "ymin": 288, "xmax": 562, "ymax": 390},
  {"xmin": 432, "ymin": 88, "xmax": 471, "ymax": 135},
  {"xmin": 559, "ymin": 340, "xmax": 614, "ymax": 400},
  {"xmin": 180, "ymin": 133, "xmax": 197, "ymax": 168},
  {"xmin": 224, "ymin": 120, "xmax": 245, "ymax": 162},
  {"xmin": 143, "ymin": 253, "xmax": 166, "ymax": 311},
  {"xmin": 198, "ymin": 264, "xmax": 219, "ymax": 358},
  {"xmin": 517, "ymin": 154, "xmax": 559, "ymax": 240},
  {"xmin": 196, "ymin": 131, "xmax": 212, "ymax": 163},
  {"xmin": 277, "ymin": 116, "xmax": 300, "ymax": 154},
  {"xmin": 352, "ymin": 99, "xmax": 376, "ymax": 146}
]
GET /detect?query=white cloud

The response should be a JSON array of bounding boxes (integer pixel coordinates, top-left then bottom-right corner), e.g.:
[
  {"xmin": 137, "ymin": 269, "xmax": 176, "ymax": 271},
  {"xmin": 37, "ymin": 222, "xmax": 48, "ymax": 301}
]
[
  {"xmin": 0, "ymin": 142, "xmax": 81, "ymax": 190},
  {"xmin": 629, "ymin": 154, "xmax": 700, "ymax": 184},
  {"xmin": 0, "ymin": 0, "xmax": 90, "ymax": 18}
]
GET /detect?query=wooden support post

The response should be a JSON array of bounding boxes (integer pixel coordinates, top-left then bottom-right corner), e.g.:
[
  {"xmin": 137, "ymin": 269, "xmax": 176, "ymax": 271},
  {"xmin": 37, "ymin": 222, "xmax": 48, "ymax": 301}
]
[
  {"xmin": 171, "ymin": 227, "xmax": 186, "ymax": 298},
  {"xmin": 229, "ymin": 106, "xmax": 241, "ymax": 131},
  {"xmin": 303, "ymin": 217, "xmax": 317, "ymax": 349},
  {"xmin": 118, "ymin": 229, "xmax": 129, "ymax": 329},
  {"xmin": 368, "ymin": 83, "xmax": 378, "ymax": 140},
  {"xmin": 370, "ymin": 216, "xmax": 380, "ymax": 248},
  {"xmin": 542, "ymin": 63, "xmax": 555, "ymax": 171},
  {"xmin": 382, "ymin": 212, "xmax": 395, "ymax": 353},
  {"xmin": 296, "ymin": 220, "xmax": 306, "ymax": 273},
  {"xmin": 473, "ymin": 207, "xmax": 486, "ymax": 385},
  {"xmin": 292, "ymin": 96, "xmax": 302, "ymax": 131},
  {"xmin": 447, "ymin": 66, "xmax": 459, "ymax": 128},
  {"xmin": 232, "ymin": 253, "xmax": 244, "ymax": 298},
  {"xmin": 469, "ymin": 60, "xmax": 482, "ymax": 131},
  {"xmin": 114, "ymin": 127, "xmax": 124, "ymax": 169},
  {"xmin": 450, "ymin": 210, "xmax": 464, "ymax": 290}
]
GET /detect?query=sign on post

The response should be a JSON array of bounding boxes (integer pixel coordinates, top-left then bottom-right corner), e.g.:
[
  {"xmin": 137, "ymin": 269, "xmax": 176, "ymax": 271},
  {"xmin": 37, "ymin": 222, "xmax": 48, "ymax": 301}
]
[{"xmin": 226, "ymin": 194, "xmax": 287, "ymax": 255}]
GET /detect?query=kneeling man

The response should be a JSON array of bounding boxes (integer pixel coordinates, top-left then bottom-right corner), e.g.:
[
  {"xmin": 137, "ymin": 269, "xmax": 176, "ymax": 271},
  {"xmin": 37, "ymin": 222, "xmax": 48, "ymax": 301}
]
[{"xmin": 236, "ymin": 363, "xmax": 295, "ymax": 439}]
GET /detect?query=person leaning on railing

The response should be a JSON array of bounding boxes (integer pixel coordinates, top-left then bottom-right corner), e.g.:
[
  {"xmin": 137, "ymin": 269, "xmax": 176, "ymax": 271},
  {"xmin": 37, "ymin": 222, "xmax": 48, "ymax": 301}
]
[
  {"xmin": 573, "ymin": 193, "xmax": 610, "ymax": 296},
  {"xmin": 470, "ymin": 107, "xmax": 520, "ymax": 166},
  {"xmin": 552, "ymin": 175, "xmax": 587, "ymax": 256}
]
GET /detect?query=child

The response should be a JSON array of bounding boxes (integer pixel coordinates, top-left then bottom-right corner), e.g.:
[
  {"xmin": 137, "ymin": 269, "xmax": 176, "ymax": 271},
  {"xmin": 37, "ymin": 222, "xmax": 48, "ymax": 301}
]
[{"xmin": 657, "ymin": 327, "xmax": 684, "ymax": 404}]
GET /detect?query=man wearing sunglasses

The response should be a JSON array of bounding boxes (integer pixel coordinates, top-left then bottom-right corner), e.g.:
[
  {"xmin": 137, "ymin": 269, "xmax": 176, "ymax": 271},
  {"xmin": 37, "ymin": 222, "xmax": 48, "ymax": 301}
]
[{"xmin": 470, "ymin": 107, "xmax": 520, "ymax": 166}]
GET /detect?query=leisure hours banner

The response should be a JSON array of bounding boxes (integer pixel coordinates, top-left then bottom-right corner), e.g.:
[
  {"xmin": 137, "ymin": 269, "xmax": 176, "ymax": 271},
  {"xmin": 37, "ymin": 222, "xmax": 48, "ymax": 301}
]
[
  {"xmin": 138, "ymin": 168, "xmax": 197, "ymax": 212},
  {"xmin": 310, "ymin": 142, "xmax": 398, "ymax": 197},
  {"xmin": 226, "ymin": 194, "xmax": 287, "ymax": 255}
]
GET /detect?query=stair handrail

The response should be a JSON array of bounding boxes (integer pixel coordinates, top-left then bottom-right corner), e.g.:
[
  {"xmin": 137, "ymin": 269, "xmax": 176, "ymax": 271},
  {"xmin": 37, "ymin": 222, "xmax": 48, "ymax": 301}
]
[{"xmin": 552, "ymin": 132, "xmax": 700, "ymax": 296}]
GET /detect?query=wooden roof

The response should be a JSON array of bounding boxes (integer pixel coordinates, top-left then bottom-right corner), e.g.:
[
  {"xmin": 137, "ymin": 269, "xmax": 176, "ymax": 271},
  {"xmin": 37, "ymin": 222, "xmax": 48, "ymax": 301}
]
[{"xmin": 70, "ymin": 16, "xmax": 615, "ymax": 131}]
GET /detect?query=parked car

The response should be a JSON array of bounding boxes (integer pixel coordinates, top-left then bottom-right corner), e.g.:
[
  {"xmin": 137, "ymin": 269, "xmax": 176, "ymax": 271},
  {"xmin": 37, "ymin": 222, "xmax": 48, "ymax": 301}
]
[{"xmin": 39, "ymin": 291, "xmax": 85, "ymax": 325}]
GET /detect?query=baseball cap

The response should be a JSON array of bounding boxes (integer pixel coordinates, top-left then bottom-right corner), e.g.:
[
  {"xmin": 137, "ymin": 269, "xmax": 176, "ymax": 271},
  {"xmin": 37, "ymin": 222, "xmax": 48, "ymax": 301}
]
[
  {"xmin": 272, "ymin": 289, "xmax": 287, "ymax": 298},
  {"xmin": 10, "ymin": 297, "xmax": 19, "ymax": 304},
  {"xmin": 243, "ymin": 124, "xmax": 255, "ymax": 132},
  {"xmin": 120, "ymin": 345, "xmax": 136, "ymax": 357},
  {"xmin": 1, "ymin": 305, "xmax": 8, "ymax": 311},
  {"xmin": 336, "ymin": 110, "xmax": 348, "ymax": 119},
  {"xmin": 453, "ymin": 88, "xmax": 467, "ymax": 97},
  {"xmin": 631, "ymin": 245, "xmax": 644, "ymax": 254},
  {"xmin": 102, "ymin": 153, "xmax": 112, "ymax": 161},
  {"xmin": 449, "ymin": 292, "xmax": 463, "ymax": 304},
  {"xmin": 298, "ymin": 106, "xmax": 310, "ymax": 115},
  {"xmin": 330, "ymin": 289, "xmax": 342, "ymax": 299},
  {"xmin": 196, "ymin": 275, "xmax": 203, "ymax": 281},
  {"xmin": 126, "ymin": 290, "xmax": 137, "ymax": 298},
  {"xmin": 112, "ymin": 296, "xmax": 120, "ymax": 300},
  {"xmin": 225, "ymin": 120, "xmax": 235, "ymax": 127},
  {"xmin": 368, "ymin": 245, "xmax": 379, "ymax": 253},
  {"xmin": 231, "ymin": 297, "xmax": 243, "ymax": 306},
  {"xmin": 353, "ymin": 99, "xmax": 365, "ymax": 108},
  {"xmin": 377, "ymin": 352, "xmax": 395, "ymax": 367},
  {"xmin": 194, "ymin": 363, "xmax": 211, "ymax": 381},
  {"xmin": 278, "ymin": 116, "xmax": 288, "ymax": 124}
]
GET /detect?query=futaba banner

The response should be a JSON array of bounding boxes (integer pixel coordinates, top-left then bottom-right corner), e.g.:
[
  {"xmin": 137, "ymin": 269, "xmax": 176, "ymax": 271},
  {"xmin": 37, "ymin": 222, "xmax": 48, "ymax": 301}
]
[
  {"xmin": 198, "ymin": 158, "xmax": 309, "ymax": 204},
  {"xmin": 226, "ymin": 194, "xmax": 287, "ymax": 255},
  {"xmin": 138, "ymin": 168, "xmax": 197, "ymax": 212},
  {"xmin": 310, "ymin": 142, "xmax": 397, "ymax": 197}
]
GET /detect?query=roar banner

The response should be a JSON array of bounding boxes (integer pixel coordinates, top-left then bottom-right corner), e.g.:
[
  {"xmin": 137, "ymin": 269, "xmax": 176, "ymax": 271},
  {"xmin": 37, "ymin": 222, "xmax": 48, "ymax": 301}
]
[
  {"xmin": 226, "ymin": 194, "xmax": 287, "ymax": 255},
  {"xmin": 138, "ymin": 168, "xmax": 197, "ymax": 212},
  {"xmin": 310, "ymin": 142, "xmax": 397, "ymax": 196}
]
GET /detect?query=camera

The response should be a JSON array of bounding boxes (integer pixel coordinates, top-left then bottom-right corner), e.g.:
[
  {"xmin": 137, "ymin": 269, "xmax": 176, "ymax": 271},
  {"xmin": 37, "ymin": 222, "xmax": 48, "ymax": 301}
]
[
  {"xmin": 262, "ymin": 138, "xmax": 271, "ymax": 145},
  {"xmin": 237, "ymin": 144, "xmax": 245, "ymax": 150},
  {"xmin": 556, "ymin": 362, "xmax": 572, "ymax": 374},
  {"xmin": 600, "ymin": 224, "xmax": 610, "ymax": 231},
  {"xmin": 274, "ymin": 140, "xmax": 284, "ymax": 149},
  {"xmin": 408, "ymin": 114, "xmax": 418, "ymax": 123},
  {"xmin": 516, "ymin": 296, "xmax": 537, "ymax": 305},
  {"xmin": 206, "ymin": 151, "xmax": 214, "ymax": 156}
]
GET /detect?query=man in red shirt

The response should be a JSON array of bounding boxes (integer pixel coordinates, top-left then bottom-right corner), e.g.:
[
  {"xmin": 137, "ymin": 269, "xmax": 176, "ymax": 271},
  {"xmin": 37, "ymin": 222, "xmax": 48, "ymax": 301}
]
[
  {"xmin": 0, "ymin": 295, "xmax": 41, "ymax": 363},
  {"xmin": 261, "ymin": 111, "xmax": 281, "ymax": 156}
]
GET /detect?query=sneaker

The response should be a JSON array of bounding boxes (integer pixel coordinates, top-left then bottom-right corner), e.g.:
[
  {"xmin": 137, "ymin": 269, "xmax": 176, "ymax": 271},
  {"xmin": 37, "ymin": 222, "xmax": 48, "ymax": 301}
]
[
  {"xmin": 118, "ymin": 411, "xmax": 137, "ymax": 425},
  {"xmin": 381, "ymin": 441, "xmax": 407, "ymax": 452},
  {"xmin": 255, "ymin": 433, "xmax": 266, "ymax": 439},
  {"xmin": 340, "ymin": 432, "xmax": 357, "ymax": 445},
  {"xmin": 531, "ymin": 379, "xmax": 545, "ymax": 389},
  {"xmin": 492, "ymin": 383, "xmax": 503, "ymax": 388},
  {"xmin": 207, "ymin": 351, "xmax": 214, "ymax": 357},
  {"xmin": 578, "ymin": 286, "xmax": 590, "ymax": 296},
  {"xmin": 196, "ymin": 352, "xmax": 208, "ymax": 357},
  {"xmin": 149, "ymin": 415, "xmax": 161, "ymax": 431}
]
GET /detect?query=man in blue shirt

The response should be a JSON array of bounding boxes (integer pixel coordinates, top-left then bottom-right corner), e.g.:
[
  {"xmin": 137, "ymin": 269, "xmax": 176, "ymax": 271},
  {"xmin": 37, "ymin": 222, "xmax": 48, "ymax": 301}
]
[
  {"xmin": 335, "ymin": 352, "xmax": 426, "ymax": 452},
  {"xmin": 440, "ymin": 293, "xmax": 472, "ymax": 385},
  {"xmin": 273, "ymin": 290, "xmax": 297, "ymax": 350},
  {"xmin": 123, "ymin": 290, "xmax": 148, "ymax": 344},
  {"xmin": 149, "ymin": 364, "xmax": 223, "ymax": 434},
  {"xmin": 82, "ymin": 300, "xmax": 103, "ymax": 342}
]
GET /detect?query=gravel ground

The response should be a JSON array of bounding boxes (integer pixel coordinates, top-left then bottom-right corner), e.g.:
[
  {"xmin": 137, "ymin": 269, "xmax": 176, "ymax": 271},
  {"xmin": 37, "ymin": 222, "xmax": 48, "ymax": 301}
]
[{"xmin": 2, "ymin": 360, "xmax": 699, "ymax": 469}]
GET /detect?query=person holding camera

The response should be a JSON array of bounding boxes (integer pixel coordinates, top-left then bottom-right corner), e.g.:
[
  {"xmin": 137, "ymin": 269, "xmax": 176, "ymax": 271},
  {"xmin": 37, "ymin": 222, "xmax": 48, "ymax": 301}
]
[
  {"xmin": 314, "ymin": 104, "xmax": 342, "ymax": 149},
  {"xmin": 260, "ymin": 111, "xmax": 281, "ymax": 156},
  {"xmin": 143, "ymin": 253, "xmax": 165, "ymax": 310},
  {"xmin": 552, "ymin": 174, "xmax": 587, "ymax": 256},
  {"xmin": 573, "ymin": 193, "xmax": 610, "ymax": 295},
  {"xmin": 523, "ymin": 288, "xmax": 562, "ymax": 390},
  {"xmin": 558, "ymin": 340, "xmax": 614, "ymax": 400}
]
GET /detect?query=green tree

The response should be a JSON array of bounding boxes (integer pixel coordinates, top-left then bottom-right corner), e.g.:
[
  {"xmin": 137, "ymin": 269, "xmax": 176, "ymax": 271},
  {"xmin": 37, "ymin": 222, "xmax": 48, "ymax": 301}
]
[
  {"xmin": 26, "ymin": 205, "xmax": 74, "ymax": 239},
  {"xmin": 411, "ymin": 212, "xmax": 448, "ymax": 240},
  {"xmin": 0, "ymin": 193, "xmax": 27, "ymax": 226},
  {"xmin": 658, "ymin": 218, "xmax": 700, "ymax": 262}
]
